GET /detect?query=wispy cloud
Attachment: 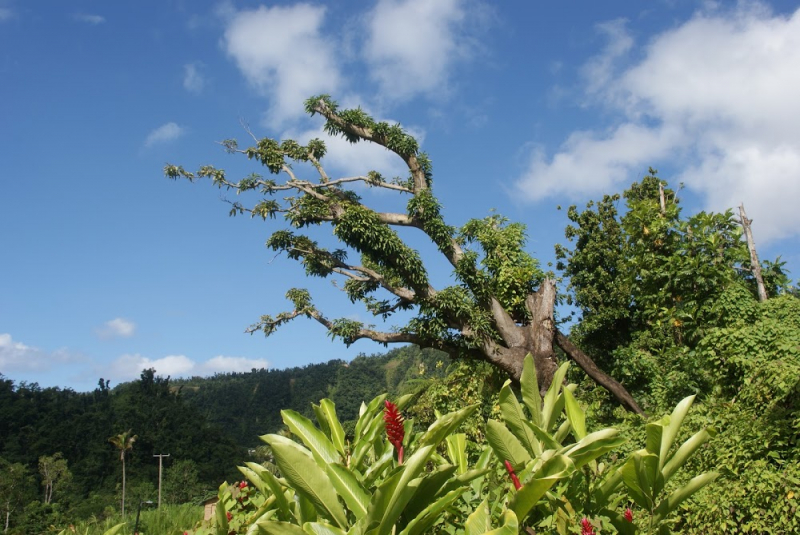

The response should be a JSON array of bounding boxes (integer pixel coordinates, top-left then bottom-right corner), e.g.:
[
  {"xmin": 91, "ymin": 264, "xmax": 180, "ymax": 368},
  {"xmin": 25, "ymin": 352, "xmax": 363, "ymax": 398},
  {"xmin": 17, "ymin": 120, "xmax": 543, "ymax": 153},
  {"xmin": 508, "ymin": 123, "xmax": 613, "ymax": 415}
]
[
  {"xmin": 0, "ymin": 7, "xmax": 13, "ymax": 21},
  {"xmin": 222, "ymin": 3, "xmax": 341, "ymax": 129},
  {"xmin": 107, "ymin": 353, "xmax": 269, "ymax": 382},
  {"xmin": 144, "ymin": 122, "xmax": 184, "ymax": 147},
  {"xmin": 183, "ymin": 62, "xmax": 205, "ymax": 94},
  {"xmin": 514, "ymin": 3, "xmax": 800, "ymax": 243},
  {"xmin": 73, "ymin": 13, "xmax": 106, "ymax": 25},
  {"xmin": 95, "ymin": 318, "xmax": 136, "ymax": 339},
  {"xmin": 0, "ymin": 334, "xmax": 78, "ymax": 373},
  {"xmin": 362, "ymin": 0, "xmax": 487, "ymax": 102}
]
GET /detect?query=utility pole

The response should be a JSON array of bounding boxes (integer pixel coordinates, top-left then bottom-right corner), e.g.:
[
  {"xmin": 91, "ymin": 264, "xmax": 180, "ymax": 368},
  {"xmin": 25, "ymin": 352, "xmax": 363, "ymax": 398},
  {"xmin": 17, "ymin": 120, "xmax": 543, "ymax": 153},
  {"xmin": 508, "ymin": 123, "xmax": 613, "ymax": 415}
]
[{"xmin": 153, "ymin": 453, "xmax": 170, "ymax": 509}]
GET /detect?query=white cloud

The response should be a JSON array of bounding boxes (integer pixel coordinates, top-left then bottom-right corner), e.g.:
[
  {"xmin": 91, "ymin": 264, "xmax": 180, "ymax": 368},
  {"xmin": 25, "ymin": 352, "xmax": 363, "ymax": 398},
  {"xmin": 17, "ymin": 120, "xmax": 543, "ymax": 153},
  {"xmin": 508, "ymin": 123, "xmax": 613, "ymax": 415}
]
[
  {"xmin": 183, "ymin": 62, "xmax": 205, "ymax": 94},
  {"xmin": 0, "ymin": 8, "xmax": 13, "ymax": 21},
  {"xmin": 362, "ymin": 0, "xmax": 480, "ymax": 101},
  {"xmin": 144, "ymin": 122, "xmax": 184, "ymax": 147},
  {"xmin": 73, "ymin": 13, "xmax": 105, "ymax": 25},
  {"xmin": 96, "ymin": 318, "xmax": 136, "ymax": 339},
  {"xmin": 515, "ymin": 3, "xmax": 800, "ymax": 243},
  {"xmin": 222, "ymin": 4, "xmax": 341, "ymax": 129},
  {"xmin": 0, "ymin": 334, "xmax": 77, "ymax": 373},
  {"xmin": 106, "ymin": 353, "xmax": 269, "ymax": 382}
]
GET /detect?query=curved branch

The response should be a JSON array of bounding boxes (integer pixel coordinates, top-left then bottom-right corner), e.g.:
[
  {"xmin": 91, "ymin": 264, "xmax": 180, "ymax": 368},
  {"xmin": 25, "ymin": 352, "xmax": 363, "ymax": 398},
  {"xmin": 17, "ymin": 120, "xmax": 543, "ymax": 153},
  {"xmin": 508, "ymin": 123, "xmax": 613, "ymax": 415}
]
[{"xmin": 554, "ymin": 331, "xmax": 646, "ymax": 416}]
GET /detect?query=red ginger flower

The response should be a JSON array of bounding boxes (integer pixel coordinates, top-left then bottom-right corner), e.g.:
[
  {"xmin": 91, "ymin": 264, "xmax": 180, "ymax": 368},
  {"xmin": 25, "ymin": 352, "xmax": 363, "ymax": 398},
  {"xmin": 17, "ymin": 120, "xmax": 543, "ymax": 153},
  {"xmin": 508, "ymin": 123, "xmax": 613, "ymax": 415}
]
[
  {"xmin": 226, "ymin": 511, "xmax": 233, "ymax": 522},
  {"xmin": 384, "ymin": 400, "xmax": 405, "ymax": 464},
  {"xmin": 580, "ymin": 518, "xmax": 595, "ymax": 535},
  {"xmin": 624, "ymin": 507, "xmax": 633, "ymax": 522},
  {"xmin": 239, "ymin": 480, "xmax": 248, "ymax": 489},
  {"xmin": 503, "ymin": 460, "xmax": 523, "ymax": 490}
]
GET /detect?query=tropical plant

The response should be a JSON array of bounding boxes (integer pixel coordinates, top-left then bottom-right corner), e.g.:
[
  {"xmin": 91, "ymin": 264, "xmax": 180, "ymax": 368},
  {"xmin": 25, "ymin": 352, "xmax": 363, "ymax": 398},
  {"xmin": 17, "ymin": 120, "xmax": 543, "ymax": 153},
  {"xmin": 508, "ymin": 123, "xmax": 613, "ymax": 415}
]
[
  {"xmin": 108, "ymin": 430, "xmax": 137, "ymax": 517},
  {"xmin": 186, "ymin": 393, "xmax": 488, "ymax": 534}
]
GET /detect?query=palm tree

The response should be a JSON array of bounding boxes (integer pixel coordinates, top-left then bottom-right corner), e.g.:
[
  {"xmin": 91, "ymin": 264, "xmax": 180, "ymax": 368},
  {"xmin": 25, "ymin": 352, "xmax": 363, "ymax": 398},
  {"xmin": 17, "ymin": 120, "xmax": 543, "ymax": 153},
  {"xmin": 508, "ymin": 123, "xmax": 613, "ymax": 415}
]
[{"xmin": 108, "ymin": 429, "xmax": 137, "ymax": 516}]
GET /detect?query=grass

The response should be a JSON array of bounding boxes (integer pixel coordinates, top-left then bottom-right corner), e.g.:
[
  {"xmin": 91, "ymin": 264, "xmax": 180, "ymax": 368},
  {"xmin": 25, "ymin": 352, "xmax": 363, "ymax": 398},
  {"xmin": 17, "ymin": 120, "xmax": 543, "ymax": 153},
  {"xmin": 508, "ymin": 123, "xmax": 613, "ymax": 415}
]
[{"xmin": 56, "ymin": 503, "xmax": 203, "ymax": 535}]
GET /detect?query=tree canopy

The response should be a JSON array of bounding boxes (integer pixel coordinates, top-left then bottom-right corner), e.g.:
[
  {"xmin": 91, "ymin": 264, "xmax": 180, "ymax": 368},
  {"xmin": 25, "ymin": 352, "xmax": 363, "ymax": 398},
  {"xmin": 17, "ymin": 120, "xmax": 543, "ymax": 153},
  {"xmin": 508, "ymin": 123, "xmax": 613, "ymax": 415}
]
[{"xmin": 166, "ymin": 95, "xmax": 642, "ymax": 414}]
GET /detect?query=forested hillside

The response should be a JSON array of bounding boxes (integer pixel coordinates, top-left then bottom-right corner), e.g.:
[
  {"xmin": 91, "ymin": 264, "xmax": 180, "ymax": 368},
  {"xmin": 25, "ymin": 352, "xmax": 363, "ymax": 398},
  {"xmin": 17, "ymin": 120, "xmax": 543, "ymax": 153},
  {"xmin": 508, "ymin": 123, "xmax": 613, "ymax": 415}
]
[{"xmin": 0, "ymin": 345, "xmax": 447, "ymax": 532}]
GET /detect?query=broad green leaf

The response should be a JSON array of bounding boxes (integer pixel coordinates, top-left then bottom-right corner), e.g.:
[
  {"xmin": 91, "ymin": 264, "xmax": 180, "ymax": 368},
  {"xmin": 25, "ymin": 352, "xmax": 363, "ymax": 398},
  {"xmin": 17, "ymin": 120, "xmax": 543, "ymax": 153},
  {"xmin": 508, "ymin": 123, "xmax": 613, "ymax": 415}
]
[
  {"xmin": 248, "ymin": 520, "xmax": 307, "ymax": 535},
  {"xmin": 264, "ymin": 434, "xmax": 347, "ymax": 528},
  {"xmin": 653, "ymin": 471, "xmax": 719, "ymax": 524},
  {"xmin": 520, "ymin": 354, "xmax": 543, "ymax": 427},
  {"xmin": 659, "ymin": 395, "xmax": 695, "ymax": 468},
  {"xmin": 464, "ymin": 498, "xmax": 491, "ymax": 535},
  {"xmin": 645, "ymin": 419, "xmax": 666, "ymax": 457},
  {"xmin": 320, "ymin": 399, "xmax": 347, "ymax": 456},
  {"xmin": 661, "ymin": 427, "xmax": 716, "ymax": 484},
  {"xmin": 398, "ymin": 487, "xmax": 465, "ymax": 535},
  {"xmin": 296, "ymin": 492, "xmax": 318, "ymax": 525},
  {"xmin": 485, "ymin": 510, "xmax": 519, "ymax": 535},
  {"xmin": 561, "ymin": 428, "xmax": 626, "ymax": 469},
  {"xmin": 326, "ymin": 463, "xmax": 370, "ymax": 520},
  {"xmin": 522, "ymin": 420, "xmax": 560, "ymax": 452},
  {"xmin": 445, "ymin": 433, "xmax": 468, "ymax": 474},
  {"xmin": 215, "ymin": 491, "xmax": 230, "ymax": 535},
  {"xmin": 102, "ymin": 525, "xmax": 126, "ymax": 535},
  {"xmin": 355, "ymin": 394, "xmax": 387, "ymax": 440},
  {"xmin": 499, "ymin": 380, "xmax": 541, "ymax": 456},
  {"xmin": 562, "ymin": 386, "xmax": 587, "ymax": 440},
  {"xmin": 282, "ymin": 409, "xmax": 341, "ymax": 466},
  {"xmin": 541, "ymin": 362, "xmax": 570, "ymax": 431},
  {"xmin": 362, "ymin": 448, "xmax": 394, "ymax": 487},
  {"xmin": 510, "ymin": 454, "xmax": 574, "ymax": 520},
  {"xmin": 373, "ymin": 445, "xmax": 436, "ymax": 535},
  {"xmin": 418, "ymin": 404, "xmax": 479, "ymax": 449},
  {"xmin": 243, "ymin": 461, "xmax": 291, "ymax": 520},
  {"xmin": 619, "ymin": 452, "xmax": 658, "ymax": 510},
  {"xmin": 486, "ymin": 419, "xmax": 532, "ymax": 470},
  {"xmin": 304, "ymin": 522, "xmax": 348, "ymax": 535},
  {"xmin": 351, "ymin": 410, "xmax": 387, "ymax": 470},
  {"xmin": 313, "ymin": 403, "xmax": 332, "ymax": 438},
  {"xmin": 402, "ymin": 464, "xmax": 457, "ymax": 522}
]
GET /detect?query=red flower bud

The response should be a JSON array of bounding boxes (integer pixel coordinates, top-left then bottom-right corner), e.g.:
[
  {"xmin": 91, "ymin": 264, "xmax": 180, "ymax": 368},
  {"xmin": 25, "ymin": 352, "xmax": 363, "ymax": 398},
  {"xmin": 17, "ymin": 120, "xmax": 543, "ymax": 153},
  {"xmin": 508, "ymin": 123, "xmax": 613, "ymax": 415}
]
[
  {"xmin": 384, "ymin": 400, "xmax": 405, "ymax": 464},
  {"xmin": 624, "ymin": 507, "xmax": 633, "ymax": 522},
  {"xmin": 581, "ymin": 517, "xmax": 595, "ymax": 535},
  {"xmin": 226, "ymin": 511, "xmax": 232, "ymax": 522},
  {"xmin": 503, "ymin": 460, "xmax": 523, "ymax": 490},
  {"xmin": 239, "ymin": 480, "xmax": 248, "ymax": 489}
]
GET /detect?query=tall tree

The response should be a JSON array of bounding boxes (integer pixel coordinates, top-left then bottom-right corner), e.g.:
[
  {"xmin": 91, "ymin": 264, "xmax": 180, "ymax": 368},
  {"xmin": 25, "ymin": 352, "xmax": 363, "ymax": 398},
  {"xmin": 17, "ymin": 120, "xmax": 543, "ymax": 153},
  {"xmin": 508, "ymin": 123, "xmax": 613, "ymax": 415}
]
[
  {"xmin": 166, "ymin": 95, "xmax": 643, "ymax": 414},
  {"xmin": 108, "ymin": 430, "xmax": 136, "ymax": 516},
  {"xmin": 38, "ymin": 453, "xmax": 70, "ymax": 505}
]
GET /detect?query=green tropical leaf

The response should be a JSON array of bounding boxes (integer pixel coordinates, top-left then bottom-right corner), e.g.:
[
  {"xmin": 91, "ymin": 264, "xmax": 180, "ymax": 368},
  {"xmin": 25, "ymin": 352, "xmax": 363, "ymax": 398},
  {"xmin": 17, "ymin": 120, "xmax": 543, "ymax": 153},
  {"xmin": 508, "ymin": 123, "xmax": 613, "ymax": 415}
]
[
  {"xmin": 464, "ymin": 498, "xmax": 491, "ymax": 535},
  {"xmin": 248, "ymin": 520, "xmax": 307, "ymax": 535},
  {"xmin": 562, "ymin": 386, "xmax": 587, "ymax": 440},
  {"xmin": 355, "ymin": 394, "xmax": 387, "ymax": 440},
  {"xmin": 102, "ymin": 524, "xmax": 126, "ymax": 535},
  {"xmin": 541, "ymin": 362, "xmax": 569, "ymax": 431},
  {"xmin": 484, "ymin": 510, "xmax": 519, "ymax": 535},
  {"xmin": 659, "ymin": 395, "xmax": 695, "ymax": 468},
  {"xmin": 485, "ymin": 419, "xmax": 532, "ymax": 470},
  {"xmin": 561, "ymin": 428, "xmax": 626, "ymax": 469},
  {"xmin": 303, "ymin": 522, "xmax": 349, "ymax": 535},
  {"xmin": 418, "ymin": 404, "xmax": 480, "ymax": 449},
  {"xmin": 243, "ymin": 461, "xmax": 292, "ymax": 520},
  {"xmin": 509, "ymin": 453, "xmax": 574, "ymax": 520},
  {"xmin": 264, "ymin": 434, "xmax": 348, "ymax": 528},
  {"xmin": 320, "ymin": 399, "xmax": 347, "ymax": 456},
  {"xmin": 653, "ymin": 471, "xmax": 719, "ymax": 524},
  {"xmin": 398, "ymin": 487, "xmax": 466, "ymax": 535},
  {"xmin": 499, "ymin": 380, "xmax": 541, "ymax": 456},
  {"xmin": 520, "ymin": 354, "xmax": 543, "ymax": 427},
  {"xmin": 445, "ymin": 433, "xmax": 468, "ymax": 474},
  {"xmin": 326, "ymin": 463, "xmax": 370, "ymax": 520},
  {"xmin": 661, "ymin": 427, "xmax": 717, "ymax": 483},
  {"xmin": 282, "ymin": 409, "xmax": 341, "ymax": 466}
]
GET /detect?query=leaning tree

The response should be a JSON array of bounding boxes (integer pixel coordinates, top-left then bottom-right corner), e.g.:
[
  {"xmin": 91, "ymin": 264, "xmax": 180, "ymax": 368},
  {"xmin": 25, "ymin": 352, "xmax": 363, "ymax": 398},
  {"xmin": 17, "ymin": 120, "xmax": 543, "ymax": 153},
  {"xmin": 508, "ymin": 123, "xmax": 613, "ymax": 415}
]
[{"xmin": 166, "ymin": 95, "xmax": 643, "ymax": 414}]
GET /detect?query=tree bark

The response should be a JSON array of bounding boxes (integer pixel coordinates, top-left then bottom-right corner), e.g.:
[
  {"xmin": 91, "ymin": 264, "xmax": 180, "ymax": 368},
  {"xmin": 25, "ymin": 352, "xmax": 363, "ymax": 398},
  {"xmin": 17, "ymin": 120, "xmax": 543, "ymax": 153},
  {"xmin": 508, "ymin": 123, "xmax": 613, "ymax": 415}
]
[
  {"xmin": 479, "ymin": 279, "xmax": 645, "ymax": 415},
  {"xmin": 739, "ymin": 203, "xmax": 767, "ymax": 302}
]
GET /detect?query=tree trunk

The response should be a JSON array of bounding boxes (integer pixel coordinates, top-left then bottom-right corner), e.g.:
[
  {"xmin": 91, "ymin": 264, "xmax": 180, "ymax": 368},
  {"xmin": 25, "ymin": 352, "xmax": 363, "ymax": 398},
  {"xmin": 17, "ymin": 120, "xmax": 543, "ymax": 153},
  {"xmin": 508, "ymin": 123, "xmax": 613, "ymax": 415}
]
[
  {"xmin": 482, "ymin": 279, "xmax": 645, "ymax": 415},
  {"xmin": 739, "ymin": 203, "xmax": 767, "ymax": 302},
  {"xmin": 121, "ymin": 455, "xmax": 126, "ymax": 517}
]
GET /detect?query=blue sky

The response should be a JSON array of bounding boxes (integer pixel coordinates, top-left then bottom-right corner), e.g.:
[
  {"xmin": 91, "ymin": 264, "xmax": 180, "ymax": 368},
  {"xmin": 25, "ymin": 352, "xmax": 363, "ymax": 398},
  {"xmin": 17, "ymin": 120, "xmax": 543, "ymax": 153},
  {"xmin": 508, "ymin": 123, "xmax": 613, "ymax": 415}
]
[{"xmin": 2, "ymin": 0, "xmax": 799, "ymax": 392}]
